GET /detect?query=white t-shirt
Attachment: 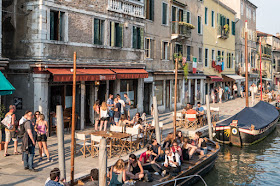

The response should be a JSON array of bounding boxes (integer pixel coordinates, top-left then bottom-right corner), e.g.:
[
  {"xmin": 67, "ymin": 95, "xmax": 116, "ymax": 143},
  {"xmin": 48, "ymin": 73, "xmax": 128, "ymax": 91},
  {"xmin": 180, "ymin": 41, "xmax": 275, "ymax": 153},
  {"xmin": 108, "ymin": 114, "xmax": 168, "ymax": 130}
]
[
  {"xmin": 118, "ymin": 99, "xmax": 125, "ymax": 113},
  {"xmin": 19, "ymin": 116, "xmax": 27, "ymax": 125},
  {"xmin": 164, "ymin": 152, "xmax": 181, "ymax": 167},
  {"xmin": 100, "ymin": 109, "xmax": 109, "ymax": 118}
]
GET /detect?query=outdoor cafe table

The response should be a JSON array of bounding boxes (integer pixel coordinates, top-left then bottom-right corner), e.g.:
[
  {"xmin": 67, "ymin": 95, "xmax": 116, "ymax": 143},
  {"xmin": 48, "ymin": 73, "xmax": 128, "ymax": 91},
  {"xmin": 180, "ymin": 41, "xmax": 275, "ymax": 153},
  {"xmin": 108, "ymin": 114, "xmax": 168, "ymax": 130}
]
[{"xmin": 90, "ymin": 131, "xmax": 131, "ymax": 158}]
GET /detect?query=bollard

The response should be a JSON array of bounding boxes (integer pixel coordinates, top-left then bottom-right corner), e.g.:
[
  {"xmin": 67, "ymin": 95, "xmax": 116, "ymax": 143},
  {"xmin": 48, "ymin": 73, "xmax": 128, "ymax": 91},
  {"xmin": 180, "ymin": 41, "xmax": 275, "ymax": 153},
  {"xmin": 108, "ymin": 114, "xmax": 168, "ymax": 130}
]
[
  {"xmin": 153, "ymin": 96, "xmax": 161, "ymax": 144},
  {"xmin": 99, "ymin": 138, "xmax": 107, "ymax": 186},
  {"xmin": 56, "ymin": 105, "xmax": 66, "ymax": 179},
  {"xmin": 206, "ymin": 95, "xmax": 213, "ymax": 140}
]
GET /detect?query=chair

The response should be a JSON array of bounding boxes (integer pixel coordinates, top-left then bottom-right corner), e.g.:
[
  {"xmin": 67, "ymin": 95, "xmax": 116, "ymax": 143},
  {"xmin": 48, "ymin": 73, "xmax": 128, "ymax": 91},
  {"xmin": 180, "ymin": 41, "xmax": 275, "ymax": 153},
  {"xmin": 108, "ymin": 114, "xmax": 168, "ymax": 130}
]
[
  {"xmin": 173, "ymin": 112, "xmax": 184, "ymax": 128},
  {"xmin": 110, "ymin": 125, "xmax": 123, "ymax": 133},
  {"xmin": 185, "ymin": 114, "xmax": 198, "ymax": 128},
  {"xmin": 125, "ymin": 127, "xmax": 142, "ymax": 152},
  {"xmin": 210, "ymin": 107, "xmax": 219, "ymax": 122},
  {"xmin": 75, "ymin": 133, "xmax": 91, "ymax": 158},
  {"xmin": 91, "ymin": 135, "xmax": 111, "ymax": 158}
]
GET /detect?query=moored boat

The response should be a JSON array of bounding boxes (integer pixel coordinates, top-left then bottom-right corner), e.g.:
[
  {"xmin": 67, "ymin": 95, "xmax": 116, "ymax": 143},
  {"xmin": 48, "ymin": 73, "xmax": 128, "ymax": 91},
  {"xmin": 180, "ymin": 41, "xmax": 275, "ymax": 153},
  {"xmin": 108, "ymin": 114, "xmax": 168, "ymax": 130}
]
[{"xmin": 215, "ymin": 101, "xmax": 279, "ymax": 146}]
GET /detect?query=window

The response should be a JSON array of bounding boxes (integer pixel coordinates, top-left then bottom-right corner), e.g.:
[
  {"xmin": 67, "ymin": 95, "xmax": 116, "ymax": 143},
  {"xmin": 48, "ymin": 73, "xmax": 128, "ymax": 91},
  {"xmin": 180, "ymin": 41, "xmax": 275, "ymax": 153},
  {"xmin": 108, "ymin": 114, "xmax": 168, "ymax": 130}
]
[
  {"xmin": 187, "ymin": 46, "xmax": 191, "ymax": 61},
  {"xmin": 241, "ymin": 2, "xmax": 243, "ymax": 15},
  {"xmin": 212, "ymin": 49, "xmax": 215, "ymax": 61},
  {"xmin": 133, "ymin": 26, "xmax": 144, "ymax": 49},
  {"xmin": 162, "ymin": 2, "xmax": 168, "ymax": 25},
  {"xmin": 211, "ymin": 11, "xmax": 215, "ymax": 27},
  {"xmin": 162, "ymin": 41, "xmax": 169, "ymax": 60},
  {"xmin": 232, "ymin": 21, "xmax": 235, "ymax": 35},
  {"xmin": 186, "ymin": 11, "xmax": 191, "ymax": 23},
  {"xmin": 178, "ymin": 9, "xmax": 183, "ymax": 22},
  {"xmin": 205, "ymin": 7, "xmax": 208, "ymax": 25},
  {"xmin": 93, "ymin": 18, "xmax": 104, "ymax": 45},
  {"xmin": 227, "ymin": 53, "xmax": 232, "ymax": 68},
  {"xmin": 232, "ymin": 53, "xmax": 234, "ymax": 68},
  {"xmin": 50, "ymin": 10, "xmax": 65, "ymax": 41},
  {"xmin": 222, "ymin": 51, "xmax": 224, "ymax": 61},
  {"xmin": 205, "ymin": 48, "xmax": 209, "ymax": 67},
  {"xmin": 217, "ymin": 50, "xmax": 221, "ymax": 61},
  {"xmin": 155, "ymin": 81, "xmax": 164, "ymax": 105},
  {"xmin": 145, "ymin": 38, "xmax": 154, "ymax": 58},
  {"xmin": 175, "ymin": 44, "xmax": 183, "ymax": 56},
  {"xmin": 253, "ymin": 11, "xmax": 256, "ymax": 21},
  {"xmin": 110, "ymin": 22, "xmax": 123, "ymax": 47},
  {"xmin": 120, "ymin": 80, "xmax": 138, "ymax": 108},
  {"xmin": 199, "ymin": 48, "xmax": 202, "ymax": 62},
  {"xmin": 146, "ymin": 0, "xmax": 154, "ymax": 21},
  {"xmin": 198, "ymin": 16, "xmax": 202, "ymax": 34}
]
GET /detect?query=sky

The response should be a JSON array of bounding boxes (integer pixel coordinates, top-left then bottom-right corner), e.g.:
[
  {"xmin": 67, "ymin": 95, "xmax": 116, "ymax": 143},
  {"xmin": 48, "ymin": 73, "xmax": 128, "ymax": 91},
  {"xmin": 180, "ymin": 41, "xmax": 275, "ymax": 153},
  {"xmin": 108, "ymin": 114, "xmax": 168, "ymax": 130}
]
[{"xmin": 250, "ymin": 0, "xmax": 280, "ymax": 35}]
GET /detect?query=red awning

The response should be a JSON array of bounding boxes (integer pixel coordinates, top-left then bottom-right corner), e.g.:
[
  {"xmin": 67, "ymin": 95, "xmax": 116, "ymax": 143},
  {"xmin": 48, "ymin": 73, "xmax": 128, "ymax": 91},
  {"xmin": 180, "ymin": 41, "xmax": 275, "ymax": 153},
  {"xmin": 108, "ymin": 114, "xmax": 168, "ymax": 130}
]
[
  {"xmin": 47, "ymin": 68, "xmax": 116, "ymax": 82},
  {"xmin": 111, "ymin": 69, "xmax": 148, "ymax": 79},
  {"xmin": 208, "ymin": 76, "xmax": 223, "ymax": 82}
]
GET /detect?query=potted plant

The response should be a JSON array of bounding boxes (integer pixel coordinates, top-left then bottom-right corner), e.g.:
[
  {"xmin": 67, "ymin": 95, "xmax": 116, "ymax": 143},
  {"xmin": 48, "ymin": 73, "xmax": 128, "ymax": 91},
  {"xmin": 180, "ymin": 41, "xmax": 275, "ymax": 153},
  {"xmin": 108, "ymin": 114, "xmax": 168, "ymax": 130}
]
[{"xmin": 0, "ymin": 104, "xmax": 6, "ymax": 150}]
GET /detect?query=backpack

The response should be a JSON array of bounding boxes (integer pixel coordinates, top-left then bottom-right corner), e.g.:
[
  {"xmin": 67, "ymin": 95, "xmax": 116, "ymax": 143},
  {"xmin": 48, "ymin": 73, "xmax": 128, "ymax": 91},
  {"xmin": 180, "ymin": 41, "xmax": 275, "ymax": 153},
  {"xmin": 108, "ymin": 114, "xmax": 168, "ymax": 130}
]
[
  {"xmin": 17, "ymin": 120, "xmax": 28, "ymax": 138},
  {"xmin": 1, "ymin": 114, "xmax": 13, "ymax": 130}
]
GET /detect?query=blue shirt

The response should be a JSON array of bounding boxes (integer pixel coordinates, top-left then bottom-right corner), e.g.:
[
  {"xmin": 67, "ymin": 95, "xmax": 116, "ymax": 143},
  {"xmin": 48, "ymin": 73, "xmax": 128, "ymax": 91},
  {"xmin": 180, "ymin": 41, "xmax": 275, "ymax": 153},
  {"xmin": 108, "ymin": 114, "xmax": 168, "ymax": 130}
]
[
  {"xmin": 107, "ymin": 98, "xmax": 114, "ymax": 110},
  {"xmin": 196, "ymin": 107, "xmax": 204, "ymax": 112},
  {"xmin": 45, "ymin": 180, "xmax": 63, "ymax": 186}
]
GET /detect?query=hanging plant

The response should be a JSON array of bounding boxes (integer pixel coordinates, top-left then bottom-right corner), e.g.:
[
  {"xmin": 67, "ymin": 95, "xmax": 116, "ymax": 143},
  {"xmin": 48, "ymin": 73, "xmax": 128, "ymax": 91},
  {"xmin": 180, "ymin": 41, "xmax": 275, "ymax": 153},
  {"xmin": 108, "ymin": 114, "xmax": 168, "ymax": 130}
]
[
  {"xmin": 224, "ymin": 24, "xmax": 230, "ymax": 34},
  {"xmin": 178, "ymin": 22, "xmax": 196, "ymax": 29}
]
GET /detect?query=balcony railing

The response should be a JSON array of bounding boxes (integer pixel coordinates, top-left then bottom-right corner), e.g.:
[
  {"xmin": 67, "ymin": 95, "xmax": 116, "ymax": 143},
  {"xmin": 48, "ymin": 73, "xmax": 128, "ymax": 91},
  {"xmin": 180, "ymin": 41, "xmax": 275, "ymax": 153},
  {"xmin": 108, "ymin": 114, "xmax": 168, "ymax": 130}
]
[
  {"xmin": 217, "ymin": 25, "xmax": 229, "ymax": 39},
  {"xmin": 108, "ymin": 0, "xmax": 144, "ymax": 18},
  {"xmin": 171, "ymin": 21, "xmax": 192, "ymax": 40}
]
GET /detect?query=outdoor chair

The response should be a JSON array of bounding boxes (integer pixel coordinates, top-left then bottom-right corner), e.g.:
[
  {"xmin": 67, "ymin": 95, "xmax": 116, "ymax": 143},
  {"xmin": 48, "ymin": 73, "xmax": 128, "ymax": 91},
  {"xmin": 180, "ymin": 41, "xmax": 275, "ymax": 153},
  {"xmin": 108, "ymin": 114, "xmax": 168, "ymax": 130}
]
[
  {"xmin": 210, "ymin": 107, "xmax": 219, "ymax": 122},
  {"xmin": 75, "ymin": 133, "xmax": 91, "ymax": 158},
  {"xmin": 125, "ymin": 127, "xmax": 142, "ymax": 152},
  {"xmin": 91, "ymin": 135, "xmax": 111, "ymax": 158},
  {"xmin": 185, "ymin": 114, "xmax": 198, "ymax": 129},
  {"xmin": 110, "ymin": 125, "xmax": 123, "ymax": 133},
  {"xmin": 173, "ymin": 112, "xmax": 184, "ymax": 128}
]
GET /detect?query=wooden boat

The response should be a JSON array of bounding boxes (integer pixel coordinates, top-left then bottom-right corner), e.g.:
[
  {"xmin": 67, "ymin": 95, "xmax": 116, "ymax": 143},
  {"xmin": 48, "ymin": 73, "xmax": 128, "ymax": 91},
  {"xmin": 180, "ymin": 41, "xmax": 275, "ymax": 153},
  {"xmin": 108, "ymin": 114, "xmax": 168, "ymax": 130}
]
[{"xmin": 215, "ymin": 101, "xmax": 279, "ymax": 146}]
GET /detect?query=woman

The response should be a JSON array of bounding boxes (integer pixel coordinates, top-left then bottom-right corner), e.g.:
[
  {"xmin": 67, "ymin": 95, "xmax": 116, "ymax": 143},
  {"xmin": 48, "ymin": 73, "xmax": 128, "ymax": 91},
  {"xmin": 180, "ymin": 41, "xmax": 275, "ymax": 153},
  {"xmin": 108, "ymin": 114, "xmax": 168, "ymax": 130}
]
[
  {"xmin": 33, "ymin": 111, "xmax": 41, "ymax": 125},
  {"xmin": 99, "ymin": 102, "xmax": 109, "ymax": 131},
  {"xmin": 131, "ymin": 113, "xmax": 141, "ymax": 125},
  {"xmin": 140, "ymin": 145, "xmax": 162, "ymax": 175},
  {"xmin": 118, "ymin": 114, "xmax": 130, "ymax": 132},
  {"xmin": 182, "ymin": 138, "xmax": 197, "ymax": 160},
  {"xmin": 163, "ymin": 133, "xmax": 174, "ymax": 149},
  {"xmin": 126, "ymin": 154, "xmax": 144, "ymax": 180},
  {"xmin": 171, "ymin": 141, "xmax": 182, "ymax": 158},
  {"xmin": 175, "ymin": 130, "xmax": 184, "ymax": 146},
  {"xmin": 233, "ymin": 84, "xmax": 238, "ymax": 98},
  {"xmin": 35, "ymin": 114, "xmax": 52, "ymax": 162},
  {"xmin": 211, "ymin": 88, "xmax": 215, "ymax": 104},
  {"xmin": 109, "ymin": 159, "xmax": 126, "ymax": 186},
  {"xmin": 93, "ymin": 100, "xmax": 100, "ymax": 131},
  {"xmin": 151, "ymin": 139, "xmax": 164, "ymax": 162},
  {"xmin": 193, "ymin": 131, "xmax": 206, "ymax": 155}
]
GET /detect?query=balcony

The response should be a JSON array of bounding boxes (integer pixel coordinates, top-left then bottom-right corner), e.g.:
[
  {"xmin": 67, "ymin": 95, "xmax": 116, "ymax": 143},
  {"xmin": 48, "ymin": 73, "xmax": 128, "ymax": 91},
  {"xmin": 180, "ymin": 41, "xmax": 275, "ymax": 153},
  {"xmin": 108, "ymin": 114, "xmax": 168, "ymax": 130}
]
[
  {"xmin": 217, "ymin": 25, "xmax": 229, "ymax": 39},
  {"xmin": 171, "ymin": 21, "xmax": 193, "ymax": 41},
  {"xmin": 108, "ymin": 0, "xmax": 144, "ymax": 18}
]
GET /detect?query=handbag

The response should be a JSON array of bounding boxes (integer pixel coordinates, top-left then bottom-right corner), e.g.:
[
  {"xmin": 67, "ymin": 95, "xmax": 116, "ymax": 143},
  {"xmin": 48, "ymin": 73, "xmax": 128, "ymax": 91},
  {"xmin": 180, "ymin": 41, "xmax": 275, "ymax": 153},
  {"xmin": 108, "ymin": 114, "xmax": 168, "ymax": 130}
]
[{"xmin": 1, "ymin": 114, "xmax": 13, "ymax": 130}]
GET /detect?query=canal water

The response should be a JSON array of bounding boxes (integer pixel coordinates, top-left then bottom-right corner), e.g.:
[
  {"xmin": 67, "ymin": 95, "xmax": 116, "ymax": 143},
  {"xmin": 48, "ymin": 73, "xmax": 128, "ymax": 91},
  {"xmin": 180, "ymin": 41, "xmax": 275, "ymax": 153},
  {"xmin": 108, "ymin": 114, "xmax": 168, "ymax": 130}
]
[{"xmin": 196, "ymin": 125, "xmax": 280, "ymax": 186}]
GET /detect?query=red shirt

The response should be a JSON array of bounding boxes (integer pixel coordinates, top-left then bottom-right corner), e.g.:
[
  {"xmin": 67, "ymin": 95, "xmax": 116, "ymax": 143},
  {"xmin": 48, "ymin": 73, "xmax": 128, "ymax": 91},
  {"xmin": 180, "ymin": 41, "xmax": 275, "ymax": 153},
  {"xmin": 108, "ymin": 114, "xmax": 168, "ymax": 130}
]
[{"xmin": 139, "ymin": 152, "xmax": 150, "ymax": 163}]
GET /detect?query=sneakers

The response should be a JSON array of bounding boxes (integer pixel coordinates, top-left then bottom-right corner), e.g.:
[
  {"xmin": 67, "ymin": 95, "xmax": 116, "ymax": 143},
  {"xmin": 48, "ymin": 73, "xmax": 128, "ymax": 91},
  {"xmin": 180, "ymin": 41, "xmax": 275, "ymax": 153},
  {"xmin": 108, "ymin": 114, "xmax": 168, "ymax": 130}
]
[
  {"xmin": 29, "ymin": 168, "xmax": 38, "ymax": 172},
  {"xmin": 154, "ymin": 172, "xmax": 160, "ymax": 176},
  {"xmin": 24, "ymin": 167, "xmax": 29, "ymax": 170},
  {"xmin": 161, "ymin": 170, "xmax": 166, "ymax": 177},
  {"xmin": 42, "ymin": 153, "xmax": 46, "ymax": 157},
  {"xmin": 47, "ymin": 158, "xmax": 53, "ymax": 162}
]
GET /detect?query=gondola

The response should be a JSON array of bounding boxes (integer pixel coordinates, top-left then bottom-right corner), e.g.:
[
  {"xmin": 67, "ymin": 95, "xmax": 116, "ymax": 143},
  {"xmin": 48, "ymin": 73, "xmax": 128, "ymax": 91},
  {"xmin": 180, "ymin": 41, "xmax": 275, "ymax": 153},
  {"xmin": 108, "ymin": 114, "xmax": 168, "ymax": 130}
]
[{"xmin": 215, "ymin": 101, "xmax": 279, "ymax": 146}]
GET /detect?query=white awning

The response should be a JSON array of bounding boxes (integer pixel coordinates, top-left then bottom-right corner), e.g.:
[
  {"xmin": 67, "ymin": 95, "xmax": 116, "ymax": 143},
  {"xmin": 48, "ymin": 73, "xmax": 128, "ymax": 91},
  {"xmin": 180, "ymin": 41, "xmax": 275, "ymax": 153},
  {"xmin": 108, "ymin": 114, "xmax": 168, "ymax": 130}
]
[
  {"xmin": 262, "ymin": 78, "xmax": 273, "ymax": 81},
  {"xmin": 225, "ymin": 74, "xmax": 245, "ymax": 82}
]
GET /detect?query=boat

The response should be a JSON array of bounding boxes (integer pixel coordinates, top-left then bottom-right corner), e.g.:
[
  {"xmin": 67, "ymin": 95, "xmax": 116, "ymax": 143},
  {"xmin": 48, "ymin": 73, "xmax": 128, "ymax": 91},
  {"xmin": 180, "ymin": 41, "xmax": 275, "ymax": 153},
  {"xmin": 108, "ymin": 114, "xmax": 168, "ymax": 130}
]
[
  {"xmin": 76, "ymin": 138, "xmax": 220, "ymax": 186},
  {"xmin": 215, "ymin": 101, "xmax": 280, "ymax": 146}
]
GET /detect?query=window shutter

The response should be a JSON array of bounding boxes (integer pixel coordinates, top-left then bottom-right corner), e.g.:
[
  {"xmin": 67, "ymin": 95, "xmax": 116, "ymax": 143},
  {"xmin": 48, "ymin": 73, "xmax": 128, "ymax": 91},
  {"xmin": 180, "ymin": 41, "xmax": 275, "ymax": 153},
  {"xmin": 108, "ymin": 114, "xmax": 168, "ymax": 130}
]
[
  {"xmin": 110, "ymin": 22, "xmax": 115, "ymax": 47},
  {"xmin": 187, "ymin": 12, "xmax": 190, "ymax": 23},
  {"xmin": 140, "ymin": 27, "xmax": 144, "ymax": 49},
  {"xmin": 133, "ymin": 26, "xmax": 137, "ymax": 49},
  {"xmin": 162, "ymin": 3, "xmax": 167, "ymax": 25},
  {"xmin": 183, "ymin": 10, "xmax": 187, "ymax": 23},
  {"xmin": 169, "ymin": 43, "xmax": 172, "ymax": 60},
  {"xmin": 119, "ymin": 23, "xmax": 123, "ymax": 47},
  {"xmin": 94, "ymin": 19, "xmax": 99, "ymax": 44},
  {"xmin": 100, "ymin": 20, "xmax": 104, "ymax": 45},
  {"xmin": 50, "ymin": 11, "xmax": 55, "ymax": 40},
  {"xmin": 151, "ymin": 39, "xmax": 154, "ymax": 59},
  {"xmin": 161, "ymin": 41, "xmax": 163, "ymax": 59},
  {"xmin": 151, "ymin": 0, "xmax": 154, "ymax": 21}
]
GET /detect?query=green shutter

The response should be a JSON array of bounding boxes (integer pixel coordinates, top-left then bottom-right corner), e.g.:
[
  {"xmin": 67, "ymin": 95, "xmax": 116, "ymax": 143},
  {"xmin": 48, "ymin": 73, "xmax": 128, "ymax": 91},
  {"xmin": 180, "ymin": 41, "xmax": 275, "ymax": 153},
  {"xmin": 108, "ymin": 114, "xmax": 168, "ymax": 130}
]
[
  {"xmin": 133, "ymin": 26, "xmax": 137, "ymax": 49},
  {"xmin": 205, "ymin": 7, "xmax": 207, "ymax": 24},
  {"xmin": 140, "ymin": 28, "xmax": 144, "ymax": 49},
  {"xmin": 94, "ymin": 19, "xmax": 99, "ymax": 44},
  {"xmin": 183, "ymin": 10, "xmax": 187, "ymax": 23},
  {"xmin": 119, "ymin": 23, "xmax": 123, "ymax": 47},
  {"xmin": 187, "ymin": 12, "xmax": 190, "ymax": 23},
  {"xmin": 100, "ymin": 20, "xmax": 104, "ymax": 45},
  {"xmin": 50, "ymin": 11, "xmax": 55, "ymax": 40},
  {"xmin": 232, "ymin": 21, "xmax": 235, "ymax": 35},
  {"xmin": 162, "ymin": 3, "xmax": 167, "ymax": 25},
  {"xmin": 217, "ymin": 13, "xmax": 220, "ymax": 25},
  {"xmin": 150, "ymin": 0, "xmax": 154, "ymax": 21},
  {"xmin": 198, "ymin": 16, "xmax": 201, "ymax": 34},
  {"xmin": 110, "ymin": 22, "xmax": 115, "ymax": 47}
]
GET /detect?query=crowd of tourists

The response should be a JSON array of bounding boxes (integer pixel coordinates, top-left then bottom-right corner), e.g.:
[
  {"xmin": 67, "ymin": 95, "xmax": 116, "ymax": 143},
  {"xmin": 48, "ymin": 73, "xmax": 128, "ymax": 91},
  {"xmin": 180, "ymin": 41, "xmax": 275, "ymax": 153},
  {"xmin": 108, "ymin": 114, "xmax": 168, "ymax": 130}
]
[{"xmin": 2, "ymin": 105, "xmax": 52, "ymax": 172}]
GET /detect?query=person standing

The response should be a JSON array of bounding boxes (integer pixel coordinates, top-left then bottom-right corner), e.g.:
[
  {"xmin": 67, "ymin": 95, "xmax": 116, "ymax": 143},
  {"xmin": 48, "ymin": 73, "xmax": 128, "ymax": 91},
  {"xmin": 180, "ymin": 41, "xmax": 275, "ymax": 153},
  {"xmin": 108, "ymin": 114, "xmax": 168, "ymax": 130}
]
[
  {"xmin": 35, "ymin": 114, "xmax": 52, "ymax": 162},
  {"xmin": 4, "ymin": 105, "xmax": 19, "ymax": 157},
  {"xmin": 114, "ymin": 98, "xmax": 121, "ymax": 125},
  {"xmin": 233, "ymin": 84, "xmax": 238, "ymax": 98},
  {"xmin": 107, "ymin": 94, "xmax": 114, "ymax": 124},
  {"xmin": 93, "ymin": 100, "xmax": 100, "ymax": 131},
  {"xmin": 99, "ymin": 102, "xmax": 109, "ymax": 131},
  {"xmin": 218, "ymin": 86, "xmax": 224, "ymax": 103},
  {"xmin": 22, "ymin": 111, "xmax": 37, "ymax": 172},
  {"xmin": 117, "ymin": 94, "xmax": 125, "ymax": 115},
  {"xmin": 211, "ymin": 88, "xmax": 215, "ymax": 104},
  {"xmin": 124, "ymin": 93, "xmax": 131, "ymax": 120},
  {"xmin": 224, "ymin": 85, "xmax": 229, "ymax": 101}
]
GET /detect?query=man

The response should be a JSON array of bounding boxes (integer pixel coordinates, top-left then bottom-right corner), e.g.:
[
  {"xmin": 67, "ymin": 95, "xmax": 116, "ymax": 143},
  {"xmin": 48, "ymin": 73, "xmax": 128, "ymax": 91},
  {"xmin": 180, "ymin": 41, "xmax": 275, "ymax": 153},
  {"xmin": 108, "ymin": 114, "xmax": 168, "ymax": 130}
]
[
  {"xmin": 250, "ymin": 83, "xmax": 258, "ymax": 105},
  {"xmin": 107, "ymin": 94, "xmax": 114, "ymax": 123},
  {"xmin": 45, "ymin": 168, "xmax": 68, "ymax": 186},
  {"xmin": 22, "ymin": 111, "xmax": 37, "ymax": 172},
  {"xmin": 117, "ymin": 94, "xmax": 125, "ymax": 115},
  {"xmin": 186, "ymin": 104, "xmax": 197, "ymax": 122},
  {"xmin": 218, "ymin": 86, "xmax": 224, "ymax": 103},
  {"xmin": 224, "ymin": 85, "xmax": 229, "ymax": 101},
  {"xmin": 84, "ymin": 169, "xmax": 99, "ymax": 186},
  {"xmin": 124, "ymin": 93, "xmax": 131, "ymax": 120},
  {"xmin": 4, "ymin": 105, "xmax": 19, "ymax": 157},
  {"xmin": 161, "ymin": 147, "xmax": 181, "ymax": 176},
  {"xmin": 113, "ymin": 98, "xmax": 121, "ymax": 125},
  {"xmin": 196, "ymin": 102, "xmax": 205, "ymax": 125}
]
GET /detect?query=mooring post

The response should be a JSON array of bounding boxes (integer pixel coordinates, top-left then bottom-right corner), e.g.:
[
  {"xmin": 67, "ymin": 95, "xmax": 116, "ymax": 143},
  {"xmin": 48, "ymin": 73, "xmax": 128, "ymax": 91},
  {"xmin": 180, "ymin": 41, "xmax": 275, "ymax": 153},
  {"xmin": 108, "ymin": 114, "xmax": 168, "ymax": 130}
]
[
  {"xmin": 153, "ymin": 96, "xmax": 161, "ymax": 144},
  {"xmin": 56, "ymin": 105, "xmax": 66, "ymax": 179},
  {"xmin": 99, "ymin": 138, "xmax": 107, "ymax": 186},
  {"xmin": 206, "ymin": 95, "xmax": 213, "ymax": 140}
]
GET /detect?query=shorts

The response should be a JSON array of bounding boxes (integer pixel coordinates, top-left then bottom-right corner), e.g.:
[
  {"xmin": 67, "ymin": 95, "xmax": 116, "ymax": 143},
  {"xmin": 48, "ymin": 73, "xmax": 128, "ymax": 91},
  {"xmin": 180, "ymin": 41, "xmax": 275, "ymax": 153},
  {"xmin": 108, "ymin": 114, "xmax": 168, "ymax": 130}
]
[
  {"xmin": 36, "ymin": 134, "xmax": 47, "ymax": 142},
  {"xmin": 114, "ymin": 118, "xmax": 120, "ymax": 123},
  {"xmin": 100, "ymin": 117, "xmax": 108, "ymax": 121},
  {"xmin": 5, "ymin": 130, "xmax": 18, "ymax": 142},
  {"xmin": 109, "ymin": 110, "xmax": 114, "ymax": 118}
]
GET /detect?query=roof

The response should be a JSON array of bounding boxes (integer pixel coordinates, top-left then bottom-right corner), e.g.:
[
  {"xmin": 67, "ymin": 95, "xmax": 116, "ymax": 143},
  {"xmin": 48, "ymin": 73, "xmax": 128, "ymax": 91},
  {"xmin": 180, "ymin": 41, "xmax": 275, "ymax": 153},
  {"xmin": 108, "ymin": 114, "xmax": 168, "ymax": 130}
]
[
  {"xmin": 213, "ymin": 0, "xmax": 237, "ymax": 15},
  {"xmin": 245, "ymin": 0, "xmax": 258, "ymax": 9}
]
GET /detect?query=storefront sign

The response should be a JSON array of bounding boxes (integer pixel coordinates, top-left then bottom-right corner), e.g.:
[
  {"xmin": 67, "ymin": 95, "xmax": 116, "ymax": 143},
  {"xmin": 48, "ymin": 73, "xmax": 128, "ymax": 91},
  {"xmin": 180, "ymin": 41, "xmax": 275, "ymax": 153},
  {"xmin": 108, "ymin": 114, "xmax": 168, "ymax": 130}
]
[
  {"xmin": 193, "ymin": 57, "xmax": 197, "ymax": 74},
  {"xmin": 100, "ymin": 75, "xmax": 106, "ymax": 80}
]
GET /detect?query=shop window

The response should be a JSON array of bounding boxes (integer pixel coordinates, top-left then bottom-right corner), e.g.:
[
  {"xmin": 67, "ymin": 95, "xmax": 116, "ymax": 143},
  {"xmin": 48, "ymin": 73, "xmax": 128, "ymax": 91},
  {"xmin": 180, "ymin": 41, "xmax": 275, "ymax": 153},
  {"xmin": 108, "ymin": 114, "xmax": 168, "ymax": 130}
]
[
  {"xmin": 110, "ymin": 22, "xmax": 123, "ymax": 47},
  {"xmin": 155, "ymin": 81, "xmax": 164, "ymax": 106},
  {"xmin": 120, "ymin": 80, "xmax": 138, "ymax": 108},
  {"xmin": 50, "ymin": 10, "xmax": 65, "ymax": 41},
  {"xmin": 94, "ymin": 18, "xmax": 104, "ymax": 45}
]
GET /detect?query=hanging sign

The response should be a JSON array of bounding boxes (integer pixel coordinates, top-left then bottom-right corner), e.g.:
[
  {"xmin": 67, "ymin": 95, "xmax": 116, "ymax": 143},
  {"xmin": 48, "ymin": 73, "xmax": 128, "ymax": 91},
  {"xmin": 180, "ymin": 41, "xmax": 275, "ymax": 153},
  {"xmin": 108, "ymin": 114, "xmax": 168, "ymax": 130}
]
[{"xmin": 193, "ymin": 57, "xmax": 197, "ymax": 74}]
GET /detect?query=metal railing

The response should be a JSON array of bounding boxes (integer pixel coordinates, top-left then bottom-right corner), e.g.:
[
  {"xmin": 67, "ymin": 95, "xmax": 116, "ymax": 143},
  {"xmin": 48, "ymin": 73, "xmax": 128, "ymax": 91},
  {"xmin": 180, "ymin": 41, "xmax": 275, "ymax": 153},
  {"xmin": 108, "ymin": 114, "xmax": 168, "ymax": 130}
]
[
  {"xmin": 172, "ymin": 21, "xmax": 192, "ymax": 38},
  {"xmin": 217, "ymin": 25, "xmax": 229, "ymax": 39},
  {"xmin": 153, "ymin": 174, "xmax": 207, "ymax": 186}
]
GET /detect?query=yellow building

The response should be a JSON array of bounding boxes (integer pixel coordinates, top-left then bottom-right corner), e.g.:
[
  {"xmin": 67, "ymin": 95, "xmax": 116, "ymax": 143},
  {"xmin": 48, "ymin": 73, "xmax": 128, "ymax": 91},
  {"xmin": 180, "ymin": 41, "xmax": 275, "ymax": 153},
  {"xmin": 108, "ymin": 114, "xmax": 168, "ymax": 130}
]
[{"xmin": 203, "ymin": 0, "xmax": 239, "ymax": 95}]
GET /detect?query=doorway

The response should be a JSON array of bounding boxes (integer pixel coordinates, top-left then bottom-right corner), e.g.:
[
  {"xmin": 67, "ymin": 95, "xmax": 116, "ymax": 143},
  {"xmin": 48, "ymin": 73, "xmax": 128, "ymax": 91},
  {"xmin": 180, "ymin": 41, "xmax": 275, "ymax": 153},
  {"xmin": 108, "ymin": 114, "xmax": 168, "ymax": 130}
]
[
  {"xmin": 98, "ymin": 82, "xmax": 106, "ymax": 103},
  {"xmin": 144, "ymin": 83, "xmax": 152, "ymax": 114},
  {"xmin": 166, "ymin": 80, "xmax": 170, "ymax": 110}
]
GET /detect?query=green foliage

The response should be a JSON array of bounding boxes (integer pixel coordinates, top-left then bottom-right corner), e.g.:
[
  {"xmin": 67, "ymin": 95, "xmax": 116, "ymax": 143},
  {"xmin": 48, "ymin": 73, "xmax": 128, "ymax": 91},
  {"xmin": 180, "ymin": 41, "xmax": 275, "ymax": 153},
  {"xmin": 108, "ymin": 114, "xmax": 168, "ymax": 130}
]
[
  {"xmin": 183, "ymin": 63, "xmax": 189, "ymax": 81},
  {"xmin": 224, "ymin": 24, "xmax": 230, "ymax": 34},
  {"xmin": 178, "ymin": 22, "xmax": 196, "ymax": 29}
]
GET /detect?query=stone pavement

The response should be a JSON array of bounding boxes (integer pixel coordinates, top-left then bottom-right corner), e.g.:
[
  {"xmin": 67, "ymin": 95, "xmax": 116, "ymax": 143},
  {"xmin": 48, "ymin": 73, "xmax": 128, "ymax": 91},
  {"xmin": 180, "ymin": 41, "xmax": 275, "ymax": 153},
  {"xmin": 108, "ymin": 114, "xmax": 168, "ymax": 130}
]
[{"xmin": 0, "ymin": 98, "xmax": 248, "ymax": 186}]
